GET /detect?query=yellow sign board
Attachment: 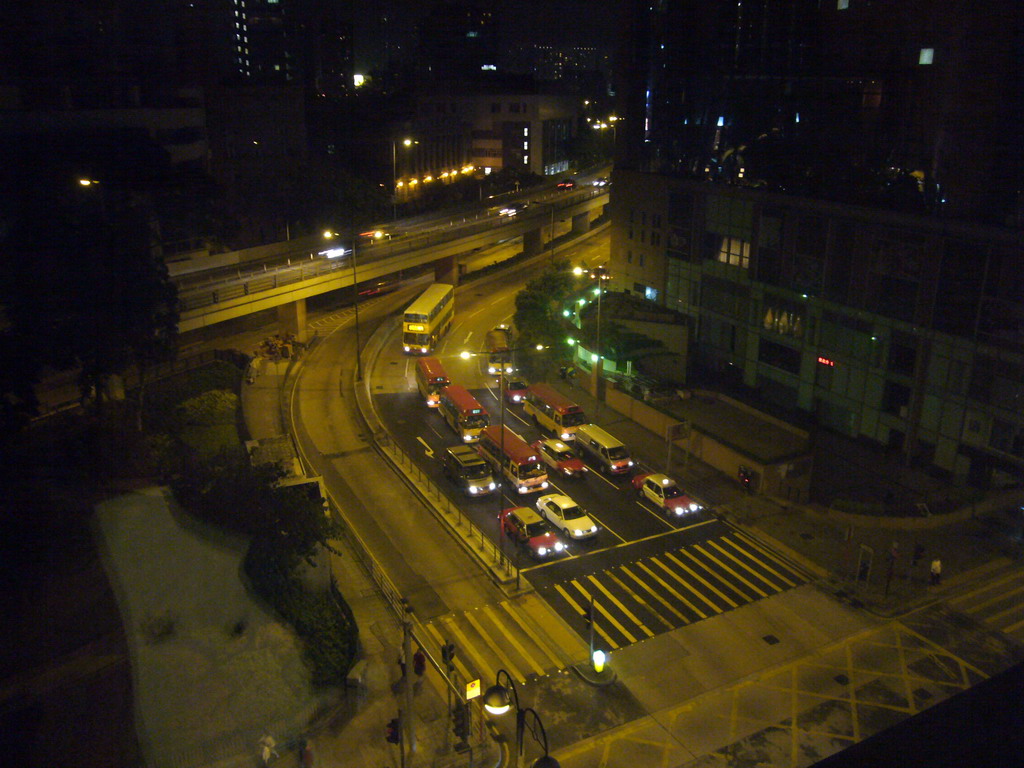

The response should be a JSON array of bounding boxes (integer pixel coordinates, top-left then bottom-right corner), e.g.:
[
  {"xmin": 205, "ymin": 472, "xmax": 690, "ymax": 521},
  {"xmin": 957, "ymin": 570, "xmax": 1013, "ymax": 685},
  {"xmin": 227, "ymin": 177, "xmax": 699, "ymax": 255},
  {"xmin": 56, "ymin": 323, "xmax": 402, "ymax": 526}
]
[{"xmin": 466, "ymin": 679, "xmax": 481, "ymax": 700}]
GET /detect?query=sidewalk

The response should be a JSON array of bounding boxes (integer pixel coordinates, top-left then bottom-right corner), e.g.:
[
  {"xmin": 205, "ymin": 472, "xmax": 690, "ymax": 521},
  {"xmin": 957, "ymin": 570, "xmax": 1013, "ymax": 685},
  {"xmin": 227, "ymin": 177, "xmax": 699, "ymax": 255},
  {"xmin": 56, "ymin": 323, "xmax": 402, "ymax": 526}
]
[
  {"xmin": 545, "ymin": 372, "xmax": 1024, "ymax": 618},
  {"xmin": 240, "ymin": 349, "xmax": 490, "ymax": 768}
]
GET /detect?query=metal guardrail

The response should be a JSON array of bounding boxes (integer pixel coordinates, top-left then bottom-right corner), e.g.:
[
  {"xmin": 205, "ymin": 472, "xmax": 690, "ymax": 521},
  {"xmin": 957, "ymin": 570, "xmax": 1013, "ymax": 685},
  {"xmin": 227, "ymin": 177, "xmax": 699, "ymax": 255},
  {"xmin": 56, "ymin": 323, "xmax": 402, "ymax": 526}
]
[{"xmin": 377, "ymin": 431, "xmax": 518, "ymax": 584}]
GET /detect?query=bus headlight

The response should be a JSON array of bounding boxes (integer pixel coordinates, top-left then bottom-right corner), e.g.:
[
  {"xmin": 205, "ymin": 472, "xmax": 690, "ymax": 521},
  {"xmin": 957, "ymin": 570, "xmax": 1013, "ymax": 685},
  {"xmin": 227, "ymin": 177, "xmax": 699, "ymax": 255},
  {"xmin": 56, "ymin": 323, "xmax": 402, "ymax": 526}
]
[
  {"xmin": 420, "ymin": 347, "xmax": 428, "ymax": 354},
  {"xmin": 404, "ymin": 345, "xmax": 411, "ymax": 352}
]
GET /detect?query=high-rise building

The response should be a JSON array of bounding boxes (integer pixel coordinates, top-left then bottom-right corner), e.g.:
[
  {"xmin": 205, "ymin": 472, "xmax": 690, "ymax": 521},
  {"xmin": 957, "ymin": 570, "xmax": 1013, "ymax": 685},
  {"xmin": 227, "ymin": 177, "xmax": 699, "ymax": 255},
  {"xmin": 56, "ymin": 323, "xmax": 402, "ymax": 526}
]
[{"xmin": 610, "ymin": 0, "xmax": 1024, "ymax": 487}]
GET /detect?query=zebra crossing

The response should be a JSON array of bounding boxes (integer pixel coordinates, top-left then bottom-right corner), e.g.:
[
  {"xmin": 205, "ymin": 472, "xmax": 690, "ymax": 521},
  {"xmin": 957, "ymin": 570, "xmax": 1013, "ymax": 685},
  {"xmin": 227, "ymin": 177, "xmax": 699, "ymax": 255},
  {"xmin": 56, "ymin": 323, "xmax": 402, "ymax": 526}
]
[
  {"xmin": 947, "ymin": 565, "xmax": 1024, "ymax": 642},
  {"xmin": 541, "ymin": 529, "xmax": 809, "ymax": 651},
  {"xmin": 419, "ymin": 592, "xmax": 587, "ymax": 687}
]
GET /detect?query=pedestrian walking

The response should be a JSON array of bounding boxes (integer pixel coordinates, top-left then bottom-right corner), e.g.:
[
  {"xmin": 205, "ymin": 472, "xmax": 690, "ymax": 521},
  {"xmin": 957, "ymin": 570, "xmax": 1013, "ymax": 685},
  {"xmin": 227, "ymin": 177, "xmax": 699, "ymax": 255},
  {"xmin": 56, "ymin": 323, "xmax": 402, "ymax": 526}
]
[
  {"xmin": 930, "ymin": 558, "xmax": 942, "ymax": 586},
  {"xmin": 258, "ymin": 734, "xmax": 279, "ymax": 766}
]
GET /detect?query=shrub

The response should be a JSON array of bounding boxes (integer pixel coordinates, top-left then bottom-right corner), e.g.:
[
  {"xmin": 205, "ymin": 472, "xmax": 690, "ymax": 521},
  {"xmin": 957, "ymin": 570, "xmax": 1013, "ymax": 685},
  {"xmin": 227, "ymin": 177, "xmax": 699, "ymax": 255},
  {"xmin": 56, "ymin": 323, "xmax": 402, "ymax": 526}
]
[{"xmin": 176, "ymin": 390, "xmax": 238, "ymax": 427}]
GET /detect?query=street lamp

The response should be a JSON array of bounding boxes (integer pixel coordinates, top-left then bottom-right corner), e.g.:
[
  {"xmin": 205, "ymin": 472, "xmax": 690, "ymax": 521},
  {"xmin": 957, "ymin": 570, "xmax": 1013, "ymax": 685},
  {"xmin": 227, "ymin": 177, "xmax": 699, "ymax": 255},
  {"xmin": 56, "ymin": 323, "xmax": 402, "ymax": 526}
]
[
  {"xmin": 392, "ymin": 137, "xmax": 415, "ymax": 221},
  {"xmin": 483, "ymin": 670, "xmax": 560, "ymax": 768},
  {"xmin": 323, "ymin": 229, "xmax": 363, "ymax": 380}
]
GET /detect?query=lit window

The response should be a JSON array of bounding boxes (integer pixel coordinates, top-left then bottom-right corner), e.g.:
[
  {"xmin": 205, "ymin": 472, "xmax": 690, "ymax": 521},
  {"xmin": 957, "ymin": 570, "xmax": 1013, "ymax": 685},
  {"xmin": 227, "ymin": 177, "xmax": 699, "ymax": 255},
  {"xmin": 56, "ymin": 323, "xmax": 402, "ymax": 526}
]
[
  {"xmin": 523, "ymin": 127, "xmax": 528, "ymax": 136},
  {"xmin": 716, "ymin": 236, "xmax": 751, "ymax": 269},
  {"xmin": 523, "ymin": 141, "xmax": 528, "ymax": 150},
  {"xmin": 837, "ymin": 0, "xmax": 849, "ymax": 8},
  {"xmin": 919, "ymin": 48, "xmax": 934, "ymax": 65},
  {"xmin": 523, "ymin": 156, "xmax": 528, "ymax": 164}
]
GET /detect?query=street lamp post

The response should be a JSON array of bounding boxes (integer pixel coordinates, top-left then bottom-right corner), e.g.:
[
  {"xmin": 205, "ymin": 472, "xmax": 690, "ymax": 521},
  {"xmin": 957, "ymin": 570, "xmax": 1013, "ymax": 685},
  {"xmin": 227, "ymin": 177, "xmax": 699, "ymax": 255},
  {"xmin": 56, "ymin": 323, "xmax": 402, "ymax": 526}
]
[
  {"xmin": 483, "ymin": 669, "xmax": 560, "ymax": 768},
  {"xmin": 323, "ymin": 230, "xmax": 363, "ymax": 380},
  {"xmin": 392, "ymin": 138, "xmax": 414, "ymax": 221}
]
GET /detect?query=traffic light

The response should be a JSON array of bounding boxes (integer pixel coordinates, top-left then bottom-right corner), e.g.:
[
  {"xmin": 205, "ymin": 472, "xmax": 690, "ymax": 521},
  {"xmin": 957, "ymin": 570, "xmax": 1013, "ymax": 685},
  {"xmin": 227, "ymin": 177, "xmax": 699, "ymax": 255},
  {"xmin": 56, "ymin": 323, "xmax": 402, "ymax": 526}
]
[
  {"xmin": 386, "ymin": 717, "xmax": 401, "ymax": 744},
  {"xmin": 452, "ymin": 701, "xmax": 469, "ymax": 741},
  {"xmin": 441, "ymin": 641, "xmax": 456, "ymax": 671}
]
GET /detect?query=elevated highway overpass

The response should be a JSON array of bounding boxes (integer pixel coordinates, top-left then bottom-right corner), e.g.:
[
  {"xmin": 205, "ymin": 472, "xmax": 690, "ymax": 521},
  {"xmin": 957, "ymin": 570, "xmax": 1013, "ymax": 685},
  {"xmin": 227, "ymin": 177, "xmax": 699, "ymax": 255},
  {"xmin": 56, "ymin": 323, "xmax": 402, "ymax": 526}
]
[{"xmin": 173, "ymin": 188, "xmax": 608, "ymax": 338}]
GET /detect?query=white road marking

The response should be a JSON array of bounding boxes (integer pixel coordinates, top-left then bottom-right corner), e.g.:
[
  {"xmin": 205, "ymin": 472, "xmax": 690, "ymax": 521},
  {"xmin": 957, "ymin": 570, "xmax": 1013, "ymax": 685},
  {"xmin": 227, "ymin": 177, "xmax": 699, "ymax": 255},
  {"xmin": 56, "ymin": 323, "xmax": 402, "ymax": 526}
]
[{"xmin": 634, "ymin": 498, "xmax": 676, "ymax": 530}]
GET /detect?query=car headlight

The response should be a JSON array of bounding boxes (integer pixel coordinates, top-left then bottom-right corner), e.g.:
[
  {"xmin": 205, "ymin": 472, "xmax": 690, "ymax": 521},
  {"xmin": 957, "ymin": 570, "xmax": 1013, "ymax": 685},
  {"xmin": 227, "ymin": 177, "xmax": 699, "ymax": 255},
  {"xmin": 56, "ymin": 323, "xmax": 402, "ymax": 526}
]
[
  {"xmin": 590, "ymin": 525, "xmax": 597, "ymax": 532},
  {"xmin": 506, "ymin": 366, "xmax": 514, "ymax": 374},
  {"xmin": 690, "ymin": 503, "xmax": 701, "ymax": 512},
  {"xmin": 554, "ymin": 541, "xmax": 564, "ymax": 551},
  {"xmin": 468, "ymin": 485, "xmax": 479, "ymax": 493},
  {"xmin": 673, "ymin": 507, "xmax": 685, "ymax": 516},
  {"xmin": 560, "ymin": 432, "xmax": 571, "ymax": 440},
  {"xmin": 573, "ymin": 529, "xmax": 584, "ymax": 537},
  {"xmin": 540, "ymin": 481, "xmax": 548, "ymax": 488},
  {"xmin": 488, "ymin": 482, "xmax": 496, "ymax": 490},
  {"xmin": 627, "ymin": 460, "xmax": 634, "ymax": 466},
  {"xmin": 512, "ymin": 394, "xmax": 521, "ymax": 402},
  {"xmin": 464, "ymin": 435, "xmax": 473, "ymax": 442},
  {"xmin": 537, "ymin": 547, "xmax": 548, "ymax": 556},
  {"xmin": 563, "ymin": 468, "xmax": 573, "ymax": 475}
]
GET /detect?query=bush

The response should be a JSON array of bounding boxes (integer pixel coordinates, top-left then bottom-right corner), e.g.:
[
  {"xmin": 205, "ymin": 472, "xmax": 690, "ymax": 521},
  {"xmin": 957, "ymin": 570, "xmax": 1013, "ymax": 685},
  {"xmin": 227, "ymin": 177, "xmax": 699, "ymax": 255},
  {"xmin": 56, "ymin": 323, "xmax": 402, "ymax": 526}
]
[
  {"xmin": 176, "ymin": 390, "xmax": 238, "ymax": 427},
  {"xmin": 144, "ymin": 361, "xmax": 242, "ymax": 432}
]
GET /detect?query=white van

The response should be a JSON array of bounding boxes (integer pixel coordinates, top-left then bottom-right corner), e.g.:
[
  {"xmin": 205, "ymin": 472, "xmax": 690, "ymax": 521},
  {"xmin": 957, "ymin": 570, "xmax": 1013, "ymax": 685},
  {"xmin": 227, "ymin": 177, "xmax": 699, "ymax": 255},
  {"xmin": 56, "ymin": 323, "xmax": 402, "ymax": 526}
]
[{"xmin": 574, "ymin": 424, "xmax": 634, "ymax": 475}]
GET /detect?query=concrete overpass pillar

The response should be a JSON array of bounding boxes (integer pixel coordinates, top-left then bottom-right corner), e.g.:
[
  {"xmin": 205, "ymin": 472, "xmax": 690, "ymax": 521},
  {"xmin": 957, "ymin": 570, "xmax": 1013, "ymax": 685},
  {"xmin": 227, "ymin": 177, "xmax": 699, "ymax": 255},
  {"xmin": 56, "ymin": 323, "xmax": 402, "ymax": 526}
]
[
  {"xmin": 572, "ymin": 212, "xmax": 590, "ymax": 234},
  {"xmin": 523, "ymin": 228, "xmax": 543, "ymax": 255},
  {"xmin": 434, "ymin": 255, "xmax": 458, "ymax": 286},
  {"xmin": 277, "ymin": 298, "xmax": 308, "ymax": 343}
]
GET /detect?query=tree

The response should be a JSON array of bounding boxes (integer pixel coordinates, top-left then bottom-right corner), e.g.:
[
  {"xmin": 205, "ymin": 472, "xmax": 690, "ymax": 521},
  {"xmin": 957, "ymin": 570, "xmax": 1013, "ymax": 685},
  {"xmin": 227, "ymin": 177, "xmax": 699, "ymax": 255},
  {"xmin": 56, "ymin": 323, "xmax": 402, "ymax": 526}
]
[
  {"xmin": 513, "ymin": 262, "xmax": 577, "ymax": 376},
  {"xmin": 0, "ymin": 174, "xmax": 179, "ymax": 421}
]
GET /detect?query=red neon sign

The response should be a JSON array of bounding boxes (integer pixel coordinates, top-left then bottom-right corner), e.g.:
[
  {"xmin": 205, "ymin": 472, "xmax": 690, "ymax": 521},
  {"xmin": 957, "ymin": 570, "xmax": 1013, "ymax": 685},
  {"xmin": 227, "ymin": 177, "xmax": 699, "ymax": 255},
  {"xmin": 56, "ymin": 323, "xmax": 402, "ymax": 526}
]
[{"xmin": 817, "ymin": 356, "xmax": 835, "ymax": 367}]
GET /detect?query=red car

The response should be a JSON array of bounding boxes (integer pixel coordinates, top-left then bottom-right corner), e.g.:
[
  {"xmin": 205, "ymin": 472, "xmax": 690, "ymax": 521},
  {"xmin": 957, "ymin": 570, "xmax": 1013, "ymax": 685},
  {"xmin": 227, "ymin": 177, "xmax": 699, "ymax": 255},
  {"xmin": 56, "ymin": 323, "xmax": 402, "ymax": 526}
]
[
  {"xmin": 632, "ymin": 473, "xmax": 703, "ymax": 517},
  {"xmin": 500, "ymin": 507, "xmax": 565, "ymax": 559},
  {"xmin": 502, "ymin": 375, "xmax": 530, "ymax": 405},
  {"xmin": 533, "ymin": 438, "xmax": 586, "ymax": 479}
]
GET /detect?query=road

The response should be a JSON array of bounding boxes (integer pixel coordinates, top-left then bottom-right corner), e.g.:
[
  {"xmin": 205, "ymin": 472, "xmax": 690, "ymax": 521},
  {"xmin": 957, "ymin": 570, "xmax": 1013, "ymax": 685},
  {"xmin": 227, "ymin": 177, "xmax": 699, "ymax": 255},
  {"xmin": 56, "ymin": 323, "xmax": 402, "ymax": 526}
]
[{"xmin": 278, "ymin": 220, "xmax": 1024, "ymax": 768}]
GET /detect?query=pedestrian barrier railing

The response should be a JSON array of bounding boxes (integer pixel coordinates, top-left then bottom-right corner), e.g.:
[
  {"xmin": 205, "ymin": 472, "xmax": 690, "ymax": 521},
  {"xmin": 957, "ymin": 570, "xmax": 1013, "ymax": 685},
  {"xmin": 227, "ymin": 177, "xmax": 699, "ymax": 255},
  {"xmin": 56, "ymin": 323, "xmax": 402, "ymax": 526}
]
[{"xmin": 377, "ymin": 431, "xmax": 518, "ymax": 585}]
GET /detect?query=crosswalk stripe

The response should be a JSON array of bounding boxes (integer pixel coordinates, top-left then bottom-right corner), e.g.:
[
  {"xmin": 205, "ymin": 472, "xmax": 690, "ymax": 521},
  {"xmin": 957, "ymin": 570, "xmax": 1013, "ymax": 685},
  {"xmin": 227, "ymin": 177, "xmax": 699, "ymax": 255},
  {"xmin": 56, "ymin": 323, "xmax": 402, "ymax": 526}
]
[
  {"xmin": 517, "ymin": 594, "xmax": 588, "ymax": 665},
  {"xmin": 607, "ymin": 569, "xmax": 675, "ymax": 631},
  {"xmin": 1002, "ymin": 615, "xmax": 1024, "ymax": 634},
  {"xmin": 950, "ymin": 581, "xmax": 1024, "ymax": 610},
  {"xmin": 722, "ymin": 535, "xmax": 798, "ymax": 587},
  {"xmin": 424, "ymin": 620, "xmax": 473, "ymax": 684},
  {"xmin": 985, "ymin": 595, "xmax": 1024, "ymax": 624},
  {"xmin": 732, "ymin": 529, "xmax": 809, "ymax": 582},
  {"xmin": 587, "ymin": 574, "xmax": 655, "ymax": 638},
  {"xmin": 707, "ymin": 539, "xmax": 784, "ymax": 593},
  {"xmin": 667, "ymin": 550, "xmax": 740, "ymax": 608},
  {"xmin": 647, "ymin": 556, "xmax": 717, "ymax": 615},
  {"xmin": 485, "ymin": 604, "xmax": 547, "ymax": 678},
  {"xmin": 465, "ymin": 609, "xmax": 525, "ymax": 684},
  {"xmin": 694, "ymin": 543, "xmax": 768, "ymax": 598},
  {"xmin": 948, "ymin": 571, "xmax": 1024, "ymax": 606},
  {"xmin": 500, "ymin": 601, "xmax": 564, "ymax": 671},
  {"xmin": 554, "ymin": 583, "xmax": 619, "ymax": 650},
  {"xmin": 571, "ymin": 579, "xmax": 636, "ymax": 646},
  {"xmin": 443, "ymin": 616, "xmax": 496, "ymax": 686},
  {"xmin": 620, "ymin": 565, "xmax": 691, "ymax": 624}
]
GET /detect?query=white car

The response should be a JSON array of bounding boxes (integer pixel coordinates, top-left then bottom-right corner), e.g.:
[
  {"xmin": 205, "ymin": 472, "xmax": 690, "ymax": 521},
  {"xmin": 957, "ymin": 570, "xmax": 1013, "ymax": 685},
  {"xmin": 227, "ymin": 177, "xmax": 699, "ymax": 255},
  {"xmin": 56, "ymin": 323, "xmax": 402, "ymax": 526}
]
[
  {"xmin": 633, "ymin": 473, "xmax": 703, "ymax": 517},
  {"xmin": 536, "ymin": 493, "xmax": 598, "ymax": 540}
]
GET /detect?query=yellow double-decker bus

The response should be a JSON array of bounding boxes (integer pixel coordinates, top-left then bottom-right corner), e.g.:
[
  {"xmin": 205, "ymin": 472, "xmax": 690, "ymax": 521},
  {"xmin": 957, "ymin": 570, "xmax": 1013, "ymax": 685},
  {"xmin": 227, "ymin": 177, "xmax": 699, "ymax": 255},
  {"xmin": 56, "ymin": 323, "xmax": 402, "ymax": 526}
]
[{"xmin": 403, "ymin": 283, "xmax": 454, "ymax": 354}]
